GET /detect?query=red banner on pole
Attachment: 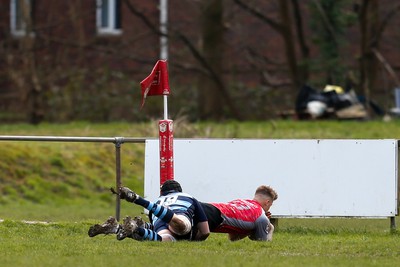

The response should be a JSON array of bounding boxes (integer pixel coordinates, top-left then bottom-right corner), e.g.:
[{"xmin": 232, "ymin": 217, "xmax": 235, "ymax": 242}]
[
  {"xmin": 159, "ymin": 119, "xmax": 174, "ymax": 185},
  {"xmin": 140, "ymin": 60, "xmax": 170, "ymax": 108}
]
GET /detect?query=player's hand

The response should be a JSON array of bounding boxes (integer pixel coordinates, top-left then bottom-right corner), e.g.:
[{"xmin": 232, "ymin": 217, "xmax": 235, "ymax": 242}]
[
  {"xmin": 266, "ymin": 211, "xmax": 272, "ymax": 219},
  {"xmin": 110, "ymin": 187, "xmax": 138, "ymax": 203}
]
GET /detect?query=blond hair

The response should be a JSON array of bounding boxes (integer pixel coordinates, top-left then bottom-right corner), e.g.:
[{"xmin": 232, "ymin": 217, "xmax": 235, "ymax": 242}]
[{"xmin": 255, "ymin": 185, "xmax": 278, "ymax": 201}]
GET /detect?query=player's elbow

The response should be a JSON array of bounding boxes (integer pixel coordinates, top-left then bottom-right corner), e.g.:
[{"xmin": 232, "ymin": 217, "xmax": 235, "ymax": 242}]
[
  {"xmin": 194, "ymin": 229, "xmax": 210, "ymax": 241},
  {"xmin": 199, "ymin": 232, "xmax": 210, "ymax": 241}
]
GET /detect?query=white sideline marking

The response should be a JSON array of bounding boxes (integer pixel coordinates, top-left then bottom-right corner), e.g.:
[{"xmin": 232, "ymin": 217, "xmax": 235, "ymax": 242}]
[{"xmin": 0, "ymin": 219, "xmax": 52, "ymax": 225}]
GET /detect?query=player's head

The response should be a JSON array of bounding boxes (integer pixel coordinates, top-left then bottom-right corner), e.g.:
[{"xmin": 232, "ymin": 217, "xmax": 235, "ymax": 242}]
[
  {"xmin": 160, "ymin": 180, "xmax": 182, "ymax": 196},
  {"xmin": 255, "ymin": 185, "xmax": 278, "ymax": 201},
  {"xmin": 254, "ymin": 185, "xmax": 278, "ymax": 212}
]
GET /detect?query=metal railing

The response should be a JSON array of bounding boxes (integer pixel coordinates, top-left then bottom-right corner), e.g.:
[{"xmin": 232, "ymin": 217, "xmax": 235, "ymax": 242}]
[{"xmin": 0, "ymin": 135, "xmax": 150, "ymax": 221}]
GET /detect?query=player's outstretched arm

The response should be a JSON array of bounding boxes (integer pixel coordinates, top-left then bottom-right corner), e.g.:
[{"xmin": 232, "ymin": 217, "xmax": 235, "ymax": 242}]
[
  {"xmin": 193, "ymin": 221, "xmax": 210, "ymax": 241},
  {"xmin": 266, "ymin": 223, "xmax": 274, "ymax": 241}
]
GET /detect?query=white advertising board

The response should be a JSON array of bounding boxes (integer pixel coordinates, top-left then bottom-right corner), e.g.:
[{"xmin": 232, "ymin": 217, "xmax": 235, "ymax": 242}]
[{"xmin": 144, "ymin": 139, "xmax": 398, "ymax": 217}]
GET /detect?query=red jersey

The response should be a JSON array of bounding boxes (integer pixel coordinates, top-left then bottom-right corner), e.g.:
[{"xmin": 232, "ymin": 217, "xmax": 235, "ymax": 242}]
[{"xmin": 210, "ymin": 199, "xmax": 270, "ymax": 240}]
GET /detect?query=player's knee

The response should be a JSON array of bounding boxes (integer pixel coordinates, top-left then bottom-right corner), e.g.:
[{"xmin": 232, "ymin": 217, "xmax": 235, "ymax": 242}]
[
  {"xmin": 158, "ymin": 229, "xmax": 177, "ymax": 242},
  {"xmin": 160, "ymin": 233, "xmax": 177, "ymax": 242},
  {"xmin": 169, "ymin": 214, "xmax": 192, "ymax": 236}
]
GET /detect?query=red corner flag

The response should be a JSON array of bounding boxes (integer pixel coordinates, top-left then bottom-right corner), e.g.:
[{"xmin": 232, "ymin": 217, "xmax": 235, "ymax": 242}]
[{"xmin": 140, "ymin": 60, "xmax": 170, "ymax": 108}]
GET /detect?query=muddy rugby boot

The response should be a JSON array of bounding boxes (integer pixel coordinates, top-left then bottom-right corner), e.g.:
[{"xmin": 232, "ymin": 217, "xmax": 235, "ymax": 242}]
[
  {"xmin": 116, "ymin": 216, "xmax": 138, "ymax": 241},
  {"xmin": 88, "ymin": 217, "xmax": 119, "ymax": 237},
  {"xmin": 133, "ymin": 216, "xmax": 153, "ymax": 230},
  {"xmin": 118, "ymin": 187, "xmax": 138, "ymax": 203}
]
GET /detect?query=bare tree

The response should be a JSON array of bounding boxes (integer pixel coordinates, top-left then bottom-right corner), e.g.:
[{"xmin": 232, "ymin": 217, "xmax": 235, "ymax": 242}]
[{"xmin": 233, "ymin": 0, "xmax": 309, "ymax": 89}]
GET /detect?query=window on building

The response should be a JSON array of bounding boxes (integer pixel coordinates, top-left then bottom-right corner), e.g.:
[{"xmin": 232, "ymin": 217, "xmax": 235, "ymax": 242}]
[
  {"xmin": 10, "ymin": 0, "xmax": 34, "ymax": 37},
  {"xmin": 96, "ymin": 0, "xmax": 122, "ymax": 35}
]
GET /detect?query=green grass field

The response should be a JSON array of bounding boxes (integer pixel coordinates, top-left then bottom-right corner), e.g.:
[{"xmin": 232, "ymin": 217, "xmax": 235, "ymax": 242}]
[
  {"xmin": 1, "ymin": 219, "xmax": 399, "ymax": 267},
  {"xmin": 0, "ymin": 120, "xmax": 400, "ymax": 266}
]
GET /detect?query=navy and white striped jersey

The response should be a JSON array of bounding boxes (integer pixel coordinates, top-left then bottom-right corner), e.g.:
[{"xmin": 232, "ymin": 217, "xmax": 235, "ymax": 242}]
[{"xmin": 151, "ymin": 192, "xmax": 207, "ymax": 234}]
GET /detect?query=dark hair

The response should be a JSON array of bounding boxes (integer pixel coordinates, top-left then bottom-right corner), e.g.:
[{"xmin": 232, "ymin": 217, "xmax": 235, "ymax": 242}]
[{"xmin": 160, "ymin": 180, "xmax": 182, "ymax": 195}]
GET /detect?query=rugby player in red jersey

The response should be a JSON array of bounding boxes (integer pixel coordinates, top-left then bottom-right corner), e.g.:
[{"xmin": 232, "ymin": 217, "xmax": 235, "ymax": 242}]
[{"xmin": 200, "ymin": 185, "xmax": 278, "ymax": 241}]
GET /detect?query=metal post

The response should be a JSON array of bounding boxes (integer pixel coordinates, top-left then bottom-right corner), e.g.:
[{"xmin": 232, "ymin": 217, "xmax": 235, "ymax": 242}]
[
  {"xmin": 160, "ymin": 0, "xmax": 168, "ymax": 60},
  {"xmin": 390, "ymin": 217, "xmax": 396, "ymax": 231},
  {"xmin": 114, "ymin": 137, "xmax": 124, "ymax": 221}
]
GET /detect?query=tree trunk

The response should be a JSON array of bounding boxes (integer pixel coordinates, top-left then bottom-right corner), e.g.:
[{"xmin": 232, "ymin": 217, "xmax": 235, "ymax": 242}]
[
  {"xmin": 19, "ymin": 0, "xmax": 44, "ymax": 124},
  {"xmin": 359, "ymin": 0, "xmax": 379, "ymax": 115},
  {"xmin": 291, "ymin": 0, "xmax": 310, "ymax": 84},
  {"xmin": 279, "ymin": 0, "xmax": 301, "ymax": 89},
  {"xmin": 199, "ymin": 0, "xmax": 225, "ymax": 120}
]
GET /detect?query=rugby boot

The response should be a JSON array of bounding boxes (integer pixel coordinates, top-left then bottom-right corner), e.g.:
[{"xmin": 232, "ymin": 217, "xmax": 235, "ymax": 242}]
[
  {"xmin": 119, "ymin": 187, "xmax": 138, "ymax": 203},
  {"xmin": 134, "ymin": 216, "xmax": 153, "ymax": 230},
  {"xmin": 88, "ymin": 216, "xmax": 119, "ymax": 237},
  {"xmin": 116, "ymin": 216, "xmax": 138, "ymax": 241}
]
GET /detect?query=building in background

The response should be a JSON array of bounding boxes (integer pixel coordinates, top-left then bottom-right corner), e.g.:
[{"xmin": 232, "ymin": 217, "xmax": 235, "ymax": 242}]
[{"xmin": 0, "ymin": 1, "xmax": 399, "ymax": 122}]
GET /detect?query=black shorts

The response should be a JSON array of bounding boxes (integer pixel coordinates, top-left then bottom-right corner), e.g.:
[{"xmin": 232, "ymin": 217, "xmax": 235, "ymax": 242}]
[{"xmin": 200, "ymin": 202, "xmax": 223, "ymax": 232}]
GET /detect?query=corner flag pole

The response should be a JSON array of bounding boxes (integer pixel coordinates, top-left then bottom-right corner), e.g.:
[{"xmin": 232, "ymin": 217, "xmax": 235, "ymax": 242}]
[
  {"xmin": 159, "ymin": 94, "xmax": 174, "ymax": 185},
  {"xmin": 140, "ymin": 60, "xmax": 173, "ymax": 186}
]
